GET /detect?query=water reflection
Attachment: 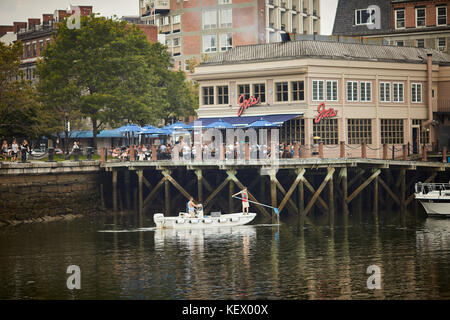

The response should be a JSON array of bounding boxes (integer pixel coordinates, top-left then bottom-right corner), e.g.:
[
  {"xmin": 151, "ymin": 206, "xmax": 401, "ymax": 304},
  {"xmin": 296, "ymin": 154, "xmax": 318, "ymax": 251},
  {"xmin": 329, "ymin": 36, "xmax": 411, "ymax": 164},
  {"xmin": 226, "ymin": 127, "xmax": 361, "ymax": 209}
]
[{"xmin": 0, "ymin": 213, "xmax": 449, "ymax": 299}]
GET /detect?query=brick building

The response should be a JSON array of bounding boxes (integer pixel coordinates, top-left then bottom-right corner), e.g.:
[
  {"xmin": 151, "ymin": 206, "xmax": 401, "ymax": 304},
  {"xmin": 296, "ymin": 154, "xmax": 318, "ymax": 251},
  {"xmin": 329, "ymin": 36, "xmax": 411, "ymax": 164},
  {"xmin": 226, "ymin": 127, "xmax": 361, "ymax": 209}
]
[
  {"xmin": 138, "ymin": 0, "xmax": 321, "ymax": 71},
  {"xmin": 332, "ymin": 0, "xmax": 450, "ymax": 54},
  {"xmin": 191, "ymin": 40, "xmax": 450, "ymax": 156}
]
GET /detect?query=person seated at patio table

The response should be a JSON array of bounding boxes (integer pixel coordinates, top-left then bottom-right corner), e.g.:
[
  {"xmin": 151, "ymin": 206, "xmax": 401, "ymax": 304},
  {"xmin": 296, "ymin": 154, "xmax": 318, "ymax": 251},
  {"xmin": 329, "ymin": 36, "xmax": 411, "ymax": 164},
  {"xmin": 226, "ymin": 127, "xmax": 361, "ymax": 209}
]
[
  {"xmin": 111, "ymin": 146, "xmax": 120, "ymax": 158},
  {"xmin": 1, "ymin": 140, "xmax": 8, "ymax": 161}
]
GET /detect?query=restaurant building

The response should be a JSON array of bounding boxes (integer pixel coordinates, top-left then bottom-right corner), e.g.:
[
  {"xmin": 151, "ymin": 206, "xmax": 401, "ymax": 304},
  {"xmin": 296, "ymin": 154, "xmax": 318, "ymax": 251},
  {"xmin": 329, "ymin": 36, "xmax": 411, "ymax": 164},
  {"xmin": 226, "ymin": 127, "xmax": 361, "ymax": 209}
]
[{"xmin": 191, "ymin": 40, "xmax": 450, "ymax": 158}]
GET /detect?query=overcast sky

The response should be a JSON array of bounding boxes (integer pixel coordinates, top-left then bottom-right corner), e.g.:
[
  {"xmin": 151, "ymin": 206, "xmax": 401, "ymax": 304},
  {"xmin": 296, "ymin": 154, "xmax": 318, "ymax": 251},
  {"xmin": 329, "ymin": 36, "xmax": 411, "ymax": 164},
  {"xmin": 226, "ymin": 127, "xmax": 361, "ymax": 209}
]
[{"xmin": 0, "ymin": 0, "xmax": 338, "ymax": 34}]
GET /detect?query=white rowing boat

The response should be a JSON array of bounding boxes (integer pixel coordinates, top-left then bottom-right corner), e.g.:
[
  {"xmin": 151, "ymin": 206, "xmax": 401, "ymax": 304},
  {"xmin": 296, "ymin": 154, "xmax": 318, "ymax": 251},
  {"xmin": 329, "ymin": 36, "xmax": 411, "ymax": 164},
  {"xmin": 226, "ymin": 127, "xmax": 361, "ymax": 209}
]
[
  {"xmin": 414, "ymin": 182, "xmax": 450, "ymax": 217},
  {"xmin": 153, "ymin": 205, "xmax": 257, "ymax": 229}
]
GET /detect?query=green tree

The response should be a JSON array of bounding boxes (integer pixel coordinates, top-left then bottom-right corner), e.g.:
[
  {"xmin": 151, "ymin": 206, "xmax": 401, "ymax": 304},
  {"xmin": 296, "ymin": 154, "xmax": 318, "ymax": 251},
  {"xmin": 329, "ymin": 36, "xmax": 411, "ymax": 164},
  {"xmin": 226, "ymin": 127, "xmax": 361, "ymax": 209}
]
[
  {"xmin": 37, "ymin": 15, "xmax": 168, "ymax": 150},
  {"xmin": 158, "ymin": 70, "xmax": 198, "ymax": 123},
  {"xmin": 0, "ymin": 41, "xmax": 42, "ymax": 140}
]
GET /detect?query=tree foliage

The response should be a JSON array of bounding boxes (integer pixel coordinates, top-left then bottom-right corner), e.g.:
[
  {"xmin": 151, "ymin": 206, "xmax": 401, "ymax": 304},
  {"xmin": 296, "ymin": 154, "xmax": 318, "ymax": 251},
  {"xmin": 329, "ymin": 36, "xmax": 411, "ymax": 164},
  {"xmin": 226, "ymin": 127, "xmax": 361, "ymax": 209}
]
[
  {"xmin": 37, "ymin": 15, "xmax": 197, "ymax": 148},
  {"xmin": 0, "ymin": 41, "xmax": 42, "ymax": 140}
]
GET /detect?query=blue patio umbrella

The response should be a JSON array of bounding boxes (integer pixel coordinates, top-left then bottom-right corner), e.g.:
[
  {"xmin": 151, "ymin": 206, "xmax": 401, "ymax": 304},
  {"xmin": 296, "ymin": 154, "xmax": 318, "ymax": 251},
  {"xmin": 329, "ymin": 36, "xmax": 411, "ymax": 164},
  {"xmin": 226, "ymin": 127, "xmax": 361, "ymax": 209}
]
[
  {"xmin": 116, "ymin": 124, "xmax": 142, "ymax": 132},
  {"xmin": 205, "ymin": 119, "xmax": 234, "ymax": 129},
  {"xmin": 138, "ymin": 127, "xmax": 166, "ymax": 135},
  {"xmin": 115, "ymin": 124, "xmax": 142, "ymax": 145},
  {"xmin": 143, "ymin": 124, "xmax": 158, "ymax": 130},
  {"xmin": 247, "ymin": 118, "xmax": 277, "ymax": 128},
  {"xmin": 162, "ymin": 121, "xmax": 192, "ymax": 130}
]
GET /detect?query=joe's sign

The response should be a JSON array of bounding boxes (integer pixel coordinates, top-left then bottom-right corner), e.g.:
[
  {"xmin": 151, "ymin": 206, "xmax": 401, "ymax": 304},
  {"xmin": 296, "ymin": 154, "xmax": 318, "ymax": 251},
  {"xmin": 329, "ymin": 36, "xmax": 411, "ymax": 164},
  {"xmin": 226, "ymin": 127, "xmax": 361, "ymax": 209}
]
[
  {"xmin": 237, "ymin": 94, "xmax": 260, "ymax": 117},
  {"xmin": 314, "ymin": 102, "xmax": 338, "ymax": 123}
]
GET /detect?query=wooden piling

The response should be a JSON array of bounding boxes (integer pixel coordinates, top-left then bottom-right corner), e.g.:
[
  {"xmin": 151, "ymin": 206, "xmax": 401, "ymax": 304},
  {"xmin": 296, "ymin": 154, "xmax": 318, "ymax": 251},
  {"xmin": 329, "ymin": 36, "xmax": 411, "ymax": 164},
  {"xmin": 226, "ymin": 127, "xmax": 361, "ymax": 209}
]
[
  {"xmin": 361, "ymin": 142, "xmax": 367, "ymax": 159},
  {"xmin": 328, "ymin": 167, "xmax": 335, "ymax": 219},
  {"xmin": 443, "ymin": 146, "xmax": 447, "ymax": 163},
  {"xmin": 195, "ymin": 170, "xmax": 203, "ymax": 203},
  {"xmin": 341, "ymin": 167, "xmax": 348, "ymax": 217},
  {"xmin": 165, "ymin": 178, "xmax": 170, "ymax": 215},
  {"xmin": 112, "ymin": 170, "xmax": 118, "ymax": 212},
  {"xmin": 229, "ymin": 180, "xmax": 234, "ymax": 213},
  {"xmin": 152, "ymin": 145, "xmax": 157, "ymax": 161},
  {"xmin": 422, "ymin": 146, "xmax": 427, "ymax": 162},
  {"xmin": 383, "ymin": 144, "xmax": 388, "ymax": 160},
  {"xmin": 402, "ymin": 144, "xmax": 407, "ymax": 160},
  {"xmin": 340, "ymin": 141, "xmax": 345, "ymax": 158},
  {"xmin": 138, "ymin": 170, "xmax": 143, "ymax": 216}
]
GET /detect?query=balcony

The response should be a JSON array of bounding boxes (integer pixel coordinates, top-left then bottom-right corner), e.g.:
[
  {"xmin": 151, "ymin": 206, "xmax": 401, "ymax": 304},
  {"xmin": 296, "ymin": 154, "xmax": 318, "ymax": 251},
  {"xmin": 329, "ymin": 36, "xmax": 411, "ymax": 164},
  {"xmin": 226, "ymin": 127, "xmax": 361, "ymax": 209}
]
[
  {"xmin": 437, "ymin": 99, "xmax": 450, "ymax": 113},
  {"xmin": 142, "ymin": 0, "xmax": 170, "ymax": 17}
]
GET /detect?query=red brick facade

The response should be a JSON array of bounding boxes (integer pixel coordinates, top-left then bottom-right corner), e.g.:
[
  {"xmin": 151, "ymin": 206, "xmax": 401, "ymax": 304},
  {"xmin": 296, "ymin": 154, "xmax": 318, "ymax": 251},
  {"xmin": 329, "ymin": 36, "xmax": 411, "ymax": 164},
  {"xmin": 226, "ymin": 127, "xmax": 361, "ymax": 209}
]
[{"xmin": 392, "ymin": 0, "xmax": 450, "ymax": 28}]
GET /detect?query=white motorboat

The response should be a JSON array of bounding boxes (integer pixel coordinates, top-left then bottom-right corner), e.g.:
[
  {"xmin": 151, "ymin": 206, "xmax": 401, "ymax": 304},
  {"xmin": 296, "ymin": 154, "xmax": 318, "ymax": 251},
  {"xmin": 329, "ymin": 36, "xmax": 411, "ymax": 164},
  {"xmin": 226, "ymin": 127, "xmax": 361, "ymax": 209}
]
[
  {"xmin": 414, "ymin": 182, "xmax": 450, "ymax": 217},
  {"xmin": 153, "ymin": 205, "xmax": 257, "ymax": 229}
]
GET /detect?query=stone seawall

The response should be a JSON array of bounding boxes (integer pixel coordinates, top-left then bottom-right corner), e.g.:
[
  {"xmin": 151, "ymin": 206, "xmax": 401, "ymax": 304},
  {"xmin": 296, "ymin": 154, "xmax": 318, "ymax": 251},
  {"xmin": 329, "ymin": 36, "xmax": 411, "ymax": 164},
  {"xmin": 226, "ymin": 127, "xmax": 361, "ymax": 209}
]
[{"xmin": 0, "ymin": 161, "xmax": 102, "ymax": 226}]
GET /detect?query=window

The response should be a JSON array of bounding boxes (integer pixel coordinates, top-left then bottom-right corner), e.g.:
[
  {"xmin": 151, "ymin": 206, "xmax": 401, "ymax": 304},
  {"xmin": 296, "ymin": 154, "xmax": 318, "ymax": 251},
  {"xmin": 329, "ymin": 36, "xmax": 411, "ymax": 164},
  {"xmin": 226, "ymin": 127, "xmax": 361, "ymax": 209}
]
[
  {"xmin": 395, "ymin": 9, "xmax": 405, "ymax": 29},
  {"xmin": 411, "ymin": 83, "xmax": 422, "ymax": 103},
  {"xmin": 416, "ymin": 39, "xmax": 424, "ymax": 48},
  {"xmin": 203, "ymin": 10, "xmax": 217, "ymax": 29},
  {"xmin": 393, "ymin": 83, "xmax": 404, "ymax": 102},
  {"xmin": 326, "ymin": 80, "xmax": 338, "ymax": 101},
  {"xmin": 437, "ymin": 37, "xmax": 447, "ymax": 51},
  {"xmin": 238, "ymin": 84, "xmax": 250, "ymax": 101},
  {"xmin": 347, "ymin": 81, "xmax": 358, "ymax": 102},
  {"xmin": 178, "ymin": 61, "xmax": 182, "ymax": 70},
  {"xmin": 313, "ymin": 118, "xmax": 339, "ymax": 145},
  {"xmin": 291, "ymin": 81, "xmax": 304, "ymax": 101},
  {"xmin": 360, "ymin": 82, "xmax": 372, "ymax": 102},
  {"xmin": 416, "ymin": 8, "xmax": 426, "ymax": 27},
  {"xmin": 220, "ymin": 33, "xmax": 232, "ymax": 51},
  {"xmin": 275, "ymin": 82, "xmax": 288, "ymax": 102},
  {"xmin": 396, "ymin": 40, "xmax": 404, "ymax": 47},
  {"xmin": 32, "ymin": 43, "xmax": 37, "ymax": 56},
  {"xmin": 253, "ymin": 83, "xmax": 266, "ymax": 103},
  {"xmin": 354, "ymin": 8, "xmax": 376, "ymax": 26},
  {"xmin": 412, "ymin": 119, "xmax": 430, "ymax": 144},
  {"xmin": 281, "ymin": 119, "xmax": 305, "ymax": 145},
  {"xmin": 219, "ymin": 0, "xmax": 232, "ymax": 4},
  {"xmin": 348, "ymin": 119, "xmax": 372, "ymax": 144},
  {"xmin": 217, "ymin": 85, "xmax": 229, "ymax": 105},
  {"xmin": 26, "ymin": 44, "xmax": 31, "ymax": 57},
  {"xmin": 162, "ymin": 16, "xmax": 170, "ymax": 25},
  {"xmin": 312, "ymin": 80, "xmax": 324, "ymax": 101},
  {"xmin": 381, "ymin": 119, "xmax": 404, "ymax": 144},
  {"xmin": 437, "ymin": 6, "xmax": 447, "ymax": 26},
  {"xmin": 173, "ymin": 14, "xmax": 181, "ymax": 24},
  {"xmin": 173, "ymin": 38, "xmax": 180, "ymax": 47},
  {"xmin": 380, "ymin": 82, "xmax": 391, "ymax": 102},
  {"xmin": 220, "ymin": 9, "xmax": 232, "ymax": 28},
  {"xmin": 203, "ymin": 86, "xmax": 214, "ymax": 105},
  {"xmin": 203, "ymin": 34, "xmax": 217, "ymax": 52}
]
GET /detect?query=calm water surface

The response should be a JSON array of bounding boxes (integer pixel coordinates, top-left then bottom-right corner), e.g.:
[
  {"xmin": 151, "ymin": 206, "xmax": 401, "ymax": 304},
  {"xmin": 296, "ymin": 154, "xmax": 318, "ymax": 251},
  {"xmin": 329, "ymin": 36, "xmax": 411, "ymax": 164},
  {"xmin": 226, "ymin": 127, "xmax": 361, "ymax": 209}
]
[{"xmin": 0, "ymin": 211, "xmax": 449, "ymax": 299}]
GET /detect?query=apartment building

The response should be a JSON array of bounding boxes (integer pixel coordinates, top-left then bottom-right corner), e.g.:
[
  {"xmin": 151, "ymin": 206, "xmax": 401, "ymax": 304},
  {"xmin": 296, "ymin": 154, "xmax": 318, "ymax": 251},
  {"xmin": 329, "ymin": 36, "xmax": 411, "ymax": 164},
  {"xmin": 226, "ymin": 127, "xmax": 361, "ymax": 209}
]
[
  {"xmin": 332, "ymin": 0, "xmax": 450, "ymax": 54},
  {"xmin": 138, "ymin": 0, "xmax": 320, "ymax": 71},
  {"xmin": 191, "ymin": 40, "xmax": 450, "ymax": 155}
]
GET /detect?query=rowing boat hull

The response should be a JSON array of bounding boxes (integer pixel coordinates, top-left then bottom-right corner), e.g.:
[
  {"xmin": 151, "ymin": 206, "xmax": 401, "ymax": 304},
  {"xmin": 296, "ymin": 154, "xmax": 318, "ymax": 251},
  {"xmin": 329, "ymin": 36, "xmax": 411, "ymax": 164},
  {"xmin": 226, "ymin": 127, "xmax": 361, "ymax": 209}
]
[{"xmin": 153, "ymin": 212, "xmax": 257, "ymax": 229}]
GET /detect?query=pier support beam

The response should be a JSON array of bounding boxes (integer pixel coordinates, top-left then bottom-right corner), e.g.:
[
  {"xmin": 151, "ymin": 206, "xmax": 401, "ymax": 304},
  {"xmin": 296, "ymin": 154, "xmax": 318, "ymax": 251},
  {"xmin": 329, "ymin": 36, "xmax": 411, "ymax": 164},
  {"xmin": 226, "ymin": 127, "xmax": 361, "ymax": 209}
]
[
  {"xmin": 304, "ymin": 167, "xmax": 335, "ymax": 215},
  {"xmin": 340, "ymin": 167, "xmax": 349, "ymax": 218},
  {"xmin": 278, "ymin": 168, "xmax": 305, "ymax": 214},
  {"xmin": 138, "ymin": 170, "xmax": 143, "ymax": 216},
  {"xmin": 195, "ymin": 170, "xmax": 203, "ymax": 203},
  {"xmin": 112, "ymin": 170, "xmax": 118, "ymax": 212}
]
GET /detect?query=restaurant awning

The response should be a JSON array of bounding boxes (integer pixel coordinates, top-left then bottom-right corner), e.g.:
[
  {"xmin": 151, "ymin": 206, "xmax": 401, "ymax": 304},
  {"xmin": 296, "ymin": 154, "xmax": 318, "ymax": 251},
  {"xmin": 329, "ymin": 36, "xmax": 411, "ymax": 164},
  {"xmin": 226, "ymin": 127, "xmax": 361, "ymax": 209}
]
[{"xmin": 189, "ymin": 113, "xmax": 303, "ymax": 128}]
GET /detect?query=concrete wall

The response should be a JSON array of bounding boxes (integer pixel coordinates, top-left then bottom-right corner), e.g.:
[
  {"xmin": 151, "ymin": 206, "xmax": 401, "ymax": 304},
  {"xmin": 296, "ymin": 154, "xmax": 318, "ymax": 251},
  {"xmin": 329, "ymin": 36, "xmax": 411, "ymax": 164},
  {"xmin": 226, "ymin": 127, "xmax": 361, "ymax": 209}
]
[{"xmin": 0, "ymin": 162, "xmax": 102, "ymax": 226}]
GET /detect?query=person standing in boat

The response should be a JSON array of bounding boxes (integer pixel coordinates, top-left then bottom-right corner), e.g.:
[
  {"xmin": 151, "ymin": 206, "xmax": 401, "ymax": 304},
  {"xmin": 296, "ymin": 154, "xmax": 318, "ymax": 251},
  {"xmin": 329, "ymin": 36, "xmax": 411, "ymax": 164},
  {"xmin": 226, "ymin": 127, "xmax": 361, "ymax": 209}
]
[
  {"xmin": 187, "ymin": 197, "xmax": 200, "ymax": 218},
  {"xmin": 233, "ymin": 187, "xmax": 249, "ymax": 215}
]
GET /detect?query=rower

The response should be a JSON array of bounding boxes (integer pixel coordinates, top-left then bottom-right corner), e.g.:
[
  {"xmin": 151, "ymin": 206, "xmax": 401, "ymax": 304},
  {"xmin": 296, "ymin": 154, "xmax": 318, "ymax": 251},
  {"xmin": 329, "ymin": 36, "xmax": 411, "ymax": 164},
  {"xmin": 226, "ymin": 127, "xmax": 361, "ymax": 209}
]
[{"xmin": 187, "ymin": 197, "xmax": 200, "ymax": 218}]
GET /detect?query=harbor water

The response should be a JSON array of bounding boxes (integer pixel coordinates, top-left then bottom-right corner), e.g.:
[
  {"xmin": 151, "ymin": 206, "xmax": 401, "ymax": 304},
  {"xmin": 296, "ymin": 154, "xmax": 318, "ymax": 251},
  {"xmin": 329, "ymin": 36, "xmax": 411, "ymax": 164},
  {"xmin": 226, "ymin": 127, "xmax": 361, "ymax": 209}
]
[{"xmin": 0, "ymin": 210, "xmax": 449, "ymax": 299}]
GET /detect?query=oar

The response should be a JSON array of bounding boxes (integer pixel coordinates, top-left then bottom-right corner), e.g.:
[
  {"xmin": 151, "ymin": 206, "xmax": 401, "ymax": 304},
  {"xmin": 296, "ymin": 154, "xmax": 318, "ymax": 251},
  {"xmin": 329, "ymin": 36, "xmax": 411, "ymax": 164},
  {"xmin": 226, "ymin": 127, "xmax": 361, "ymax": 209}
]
[{"xmin": 232, "ymin": 195, "xmax": 279, "ymax": 216}]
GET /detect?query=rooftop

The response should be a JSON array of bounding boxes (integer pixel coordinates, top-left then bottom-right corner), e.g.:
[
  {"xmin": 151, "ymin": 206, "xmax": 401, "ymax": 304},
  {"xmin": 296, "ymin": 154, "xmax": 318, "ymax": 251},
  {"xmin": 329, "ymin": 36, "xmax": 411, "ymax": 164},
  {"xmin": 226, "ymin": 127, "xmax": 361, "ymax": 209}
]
[{"xmin": 201, "ymin": 40, "xmax": 450, "ymax": 66}]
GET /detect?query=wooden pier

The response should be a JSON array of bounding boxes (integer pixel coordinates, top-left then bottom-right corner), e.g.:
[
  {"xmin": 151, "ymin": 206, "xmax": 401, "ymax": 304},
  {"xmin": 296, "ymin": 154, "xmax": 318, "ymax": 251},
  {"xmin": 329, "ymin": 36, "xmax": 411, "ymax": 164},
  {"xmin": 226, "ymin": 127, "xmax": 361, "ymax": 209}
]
[{"xmin": 101, "ymin": 158, "xmax": 450, "ymax": 220}]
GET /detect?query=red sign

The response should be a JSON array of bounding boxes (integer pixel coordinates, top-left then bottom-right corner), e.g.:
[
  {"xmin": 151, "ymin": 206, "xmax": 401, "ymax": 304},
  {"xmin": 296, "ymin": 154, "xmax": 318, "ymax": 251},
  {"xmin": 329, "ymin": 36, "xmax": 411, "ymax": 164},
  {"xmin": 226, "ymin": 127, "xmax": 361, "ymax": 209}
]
[
  {"xmin": 237, "ymin": 94, "xmax": 260, "ymax": 117},
  {"xmin": 314, "ymin": 102, "xmax": 338, "ymax": 123}
]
